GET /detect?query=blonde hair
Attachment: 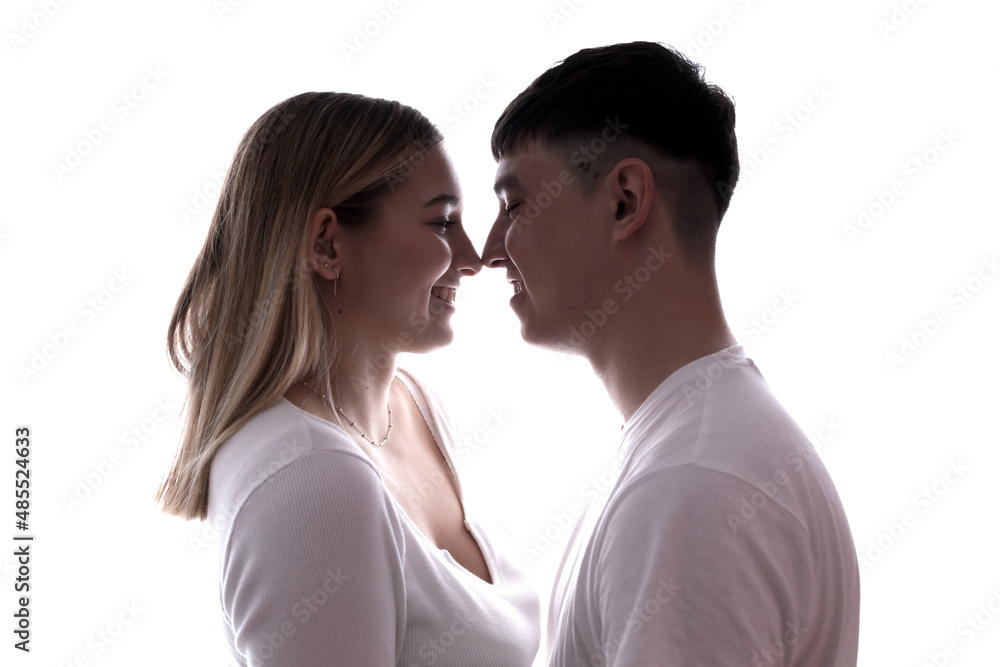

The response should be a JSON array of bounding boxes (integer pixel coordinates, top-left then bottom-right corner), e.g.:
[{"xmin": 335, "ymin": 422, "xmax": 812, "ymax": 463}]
[{"xmin": 158, "ymin": 92, "xmax": 442, "ymax": 520}]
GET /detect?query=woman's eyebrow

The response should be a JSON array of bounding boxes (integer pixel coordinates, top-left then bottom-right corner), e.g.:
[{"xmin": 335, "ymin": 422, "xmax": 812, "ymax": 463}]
[{"xmin": 424, "ymin": 193, "xmax": 461, "ymax": 207}]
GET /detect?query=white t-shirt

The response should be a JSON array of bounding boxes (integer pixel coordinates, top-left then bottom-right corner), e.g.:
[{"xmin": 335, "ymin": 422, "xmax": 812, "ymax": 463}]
[
  {"xmin": 207, "ymin": 371, "xmax": 540, "ymax": 666},
  {"xmin": 548, "ymin": 346, "xmax": 860, "ymax": 666}
]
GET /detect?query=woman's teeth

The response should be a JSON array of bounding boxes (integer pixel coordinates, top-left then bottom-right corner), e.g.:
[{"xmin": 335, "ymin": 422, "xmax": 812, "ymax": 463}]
[
  {"xmin": 512, "ymin": 281, "xmax": 523, "ymax": 295},
  {"xmin": 431, "ymin": 286, "xmax": 456, "ymax": 304}
]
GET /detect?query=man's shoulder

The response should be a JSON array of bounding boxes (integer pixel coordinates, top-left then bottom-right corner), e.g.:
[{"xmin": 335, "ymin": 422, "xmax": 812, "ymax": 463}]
[
  {"xmin": 606, "ymin": 392, "xmax": 835, "ymax": 546},
  {"xmin": 599, "ymin": 395, "xmax": 851, "ymax": 562},
  {"xmin": 624, "ymin": 370, "xmax": 815, "ymax": 489}
]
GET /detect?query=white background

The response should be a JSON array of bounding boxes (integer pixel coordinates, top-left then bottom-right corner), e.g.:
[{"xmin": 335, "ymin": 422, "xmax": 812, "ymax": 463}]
[{"xmin": 2, "ymin": 0, "xmax": 999, "ymax": 665}]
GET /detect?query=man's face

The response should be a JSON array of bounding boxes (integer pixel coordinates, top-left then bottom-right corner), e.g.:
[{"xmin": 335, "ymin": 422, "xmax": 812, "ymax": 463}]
[{"xmin": 482, "ymin": 142, "xmax": 607, "ymax": 348}]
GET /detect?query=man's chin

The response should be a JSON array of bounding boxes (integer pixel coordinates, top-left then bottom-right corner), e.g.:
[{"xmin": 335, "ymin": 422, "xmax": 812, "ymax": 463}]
[
  {"xmin": 517, "ymin": 313, "xmax": 594, "ymax": 356},
  {"xmin": 519, "ymin": 318, "xmax": 563, "ymax": 350}
]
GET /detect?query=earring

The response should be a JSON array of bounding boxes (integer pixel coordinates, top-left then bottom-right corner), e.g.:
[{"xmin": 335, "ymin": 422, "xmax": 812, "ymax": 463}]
[{"xmin": 333, "ymin": 267, "xmax": 340, "ymax": 295}]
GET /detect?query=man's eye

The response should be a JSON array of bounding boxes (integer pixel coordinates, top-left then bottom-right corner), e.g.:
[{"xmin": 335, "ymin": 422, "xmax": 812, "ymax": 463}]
[{"xmin": 504, "ymin": 203, "xmax": 521, "ymax": 216}]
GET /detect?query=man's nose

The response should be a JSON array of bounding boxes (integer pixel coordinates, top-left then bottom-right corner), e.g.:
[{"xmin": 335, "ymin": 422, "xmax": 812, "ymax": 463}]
[{"xmin": 481, "ymin": 215, "xmax": 510, "ymax": 269}]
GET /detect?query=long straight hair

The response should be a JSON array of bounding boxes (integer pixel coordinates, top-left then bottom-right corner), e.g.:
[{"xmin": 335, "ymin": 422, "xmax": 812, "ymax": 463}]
[{"xmin": 158, "ymin": 92, "xmax": 442, "ymax": 520}]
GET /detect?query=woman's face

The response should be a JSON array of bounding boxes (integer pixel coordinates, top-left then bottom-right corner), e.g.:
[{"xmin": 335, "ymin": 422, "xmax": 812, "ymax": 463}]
[{"xmin": 338, "ymin": 146, "xmax": 482, "ymax": 353}]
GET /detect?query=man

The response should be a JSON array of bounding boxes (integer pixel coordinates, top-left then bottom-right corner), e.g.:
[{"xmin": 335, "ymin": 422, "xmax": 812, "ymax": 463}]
[{"xmin": 482, "ymin": 42, "xmax": 860, "ymax": 666}]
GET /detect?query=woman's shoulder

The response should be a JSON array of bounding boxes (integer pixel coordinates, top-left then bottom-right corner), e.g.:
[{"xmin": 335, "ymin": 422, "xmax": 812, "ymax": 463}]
[
  {"xmin": 395, "ymin": 367, "xmax": 438, "ymax": 406},
  {"xmin": 208, "ymin": 397, "xmax": 381, "ymax": 528},
  {"xmin": 396, "ymin": 368, "xmax": 457, "ymax": 428}
]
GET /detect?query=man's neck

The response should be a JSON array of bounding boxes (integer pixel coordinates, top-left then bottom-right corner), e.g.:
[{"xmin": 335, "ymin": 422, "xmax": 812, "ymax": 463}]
[{"xmin": 586, "ymin": 274, "xmax": 736, "ymax": 423}]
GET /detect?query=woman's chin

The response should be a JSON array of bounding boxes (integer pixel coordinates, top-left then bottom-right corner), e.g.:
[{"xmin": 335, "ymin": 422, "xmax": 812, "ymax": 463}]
[{"xmin": 406, "ymin": 326, "xmax": 455, "ymax": 354}]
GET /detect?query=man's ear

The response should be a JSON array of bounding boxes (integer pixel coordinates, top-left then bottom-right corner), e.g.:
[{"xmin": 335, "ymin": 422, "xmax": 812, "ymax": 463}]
[
  {"xmin": 306, "ymin": 208, "xmax": 342, "ymax": 280},
  {"xmin": 607, "ymin": 158, "xmax": 655, "ymax": 244}
]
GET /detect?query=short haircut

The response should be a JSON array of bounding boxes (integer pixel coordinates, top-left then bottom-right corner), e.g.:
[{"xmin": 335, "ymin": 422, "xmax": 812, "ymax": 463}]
[{"xmin": 492, "ymin": 41, "xmax": 739, "ymax": 259}]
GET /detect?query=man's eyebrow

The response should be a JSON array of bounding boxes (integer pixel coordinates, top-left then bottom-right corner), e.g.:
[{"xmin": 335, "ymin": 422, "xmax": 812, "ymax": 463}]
[
  {"xmin": 424, "ymin": 193, "xmax": 461, "ymax": 207},
  {"xmin": 493, "ymin": 173, "xmax": 522, "ymax": 196}
]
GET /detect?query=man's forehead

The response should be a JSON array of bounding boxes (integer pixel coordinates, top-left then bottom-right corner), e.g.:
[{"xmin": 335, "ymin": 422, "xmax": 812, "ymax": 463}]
[
  {"xmin": 493, "ymin": 143, "xmax": 563, "ymax": 194},
  {"xmin": 493, "ymin": 163, "xmax": 523, "ymax": 195}
]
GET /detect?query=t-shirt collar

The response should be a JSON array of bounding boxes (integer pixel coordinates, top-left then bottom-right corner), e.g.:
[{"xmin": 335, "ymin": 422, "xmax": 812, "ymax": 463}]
[{"xmin": 618, "ymin": 344, "xmax": 748, "ymax": 458}]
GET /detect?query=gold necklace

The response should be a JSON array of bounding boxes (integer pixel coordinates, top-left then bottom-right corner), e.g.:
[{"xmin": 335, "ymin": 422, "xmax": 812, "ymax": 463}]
[{"xmin": 301, "ymin": 382, "xmax": 392, "ymax": 447}]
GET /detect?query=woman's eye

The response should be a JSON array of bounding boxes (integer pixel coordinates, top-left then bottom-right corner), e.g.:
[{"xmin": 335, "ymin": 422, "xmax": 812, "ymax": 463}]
[{"xmin": 504, "ymin": 203, "xmax": 521, "ymax": 217}]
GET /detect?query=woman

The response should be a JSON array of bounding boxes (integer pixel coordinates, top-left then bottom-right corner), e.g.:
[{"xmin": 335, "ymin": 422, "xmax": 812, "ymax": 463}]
[{"xmin": 157, "ymin": 92, "xmax": 540, "ymax": 665}]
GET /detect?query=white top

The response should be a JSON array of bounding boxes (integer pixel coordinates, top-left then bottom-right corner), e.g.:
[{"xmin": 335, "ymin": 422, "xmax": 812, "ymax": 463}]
[
  {"xmin": 208, "ymin": 371, "xmax": 540, "ymax": 666},
  {"xmin": 548, "ymin": 346, "xmax": 860, "ymax": 666}
]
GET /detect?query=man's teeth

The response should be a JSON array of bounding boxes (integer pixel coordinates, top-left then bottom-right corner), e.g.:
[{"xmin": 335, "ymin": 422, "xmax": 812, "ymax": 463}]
[
  {"xmin": 431, "ymin": 286, "xmax": 456, "ymax": 304},
  {"xmin": 512, "ymin": 281, "xmax": 523, "ymax": 295}
]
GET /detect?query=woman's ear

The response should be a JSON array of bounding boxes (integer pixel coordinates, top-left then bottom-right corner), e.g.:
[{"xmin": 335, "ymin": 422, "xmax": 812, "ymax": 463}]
[
  {"xmin": 306, "ymin": 208, "xmax": 342, "ymax": 280},
  {"xmin": 608, "ymin": 158, "xmax": 655, "ymax": 244}
]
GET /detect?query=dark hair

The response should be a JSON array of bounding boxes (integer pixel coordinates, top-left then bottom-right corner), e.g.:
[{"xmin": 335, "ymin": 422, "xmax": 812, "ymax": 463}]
[{"xmin": 491, "ymin": 42, "xmax": 739, "ymax": 257}]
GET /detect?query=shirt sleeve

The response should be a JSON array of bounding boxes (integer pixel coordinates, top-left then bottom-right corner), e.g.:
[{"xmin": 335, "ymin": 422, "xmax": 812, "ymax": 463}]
[
  {"xmin": 592, "ymin": 465, "xmax": 814, "ymax": 667},
  {"xmin": 221, "ymin": 449, "xmax": 406, "ymax": 666}
]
